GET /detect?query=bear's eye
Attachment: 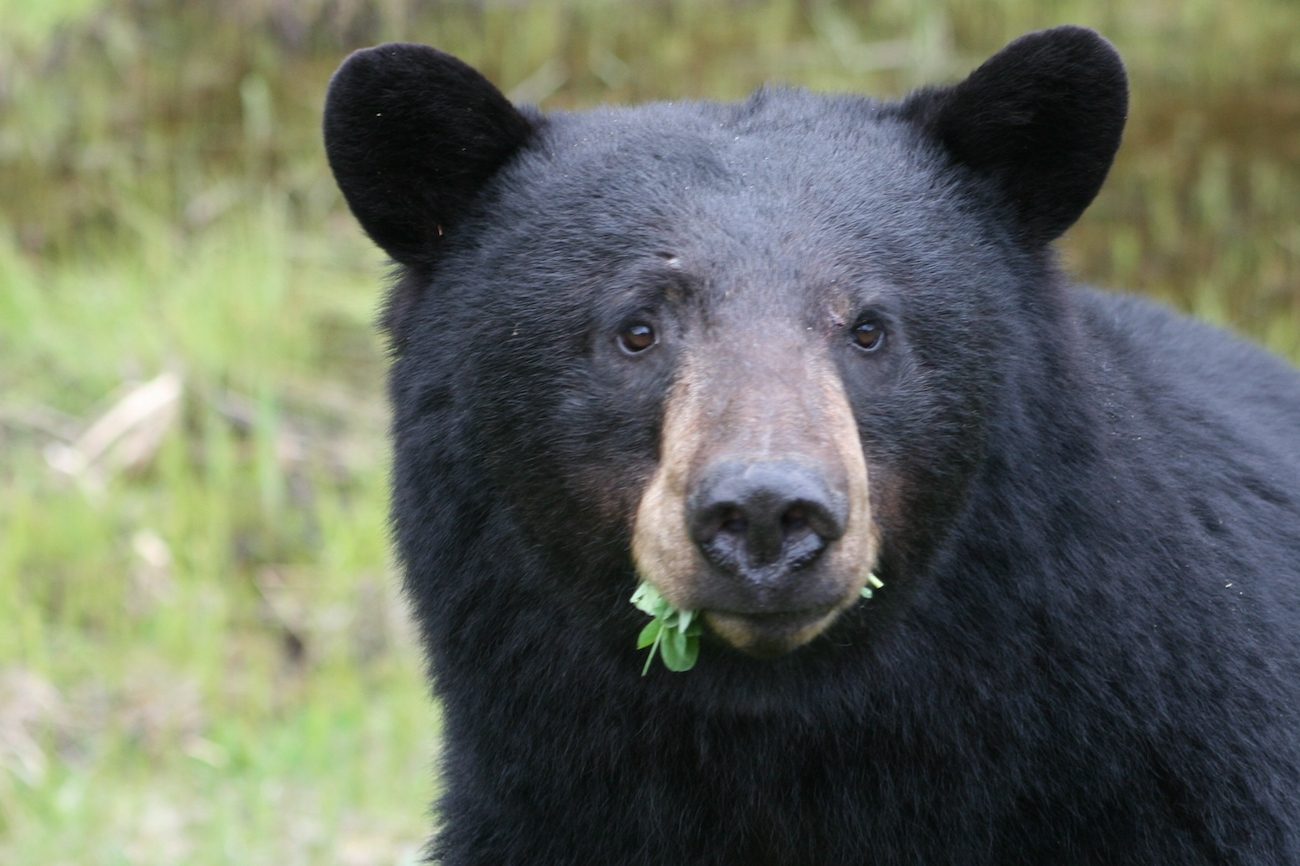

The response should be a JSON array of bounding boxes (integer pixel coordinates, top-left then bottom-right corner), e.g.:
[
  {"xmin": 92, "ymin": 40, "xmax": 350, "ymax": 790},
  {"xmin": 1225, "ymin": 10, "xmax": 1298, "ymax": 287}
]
[
  {"xmin": 617, "ymin": 322, "xmax": 658, "ymax": 355},
  {"xmin": 851, "ymin": 319, "xmax": 885, "ymax": 353}
]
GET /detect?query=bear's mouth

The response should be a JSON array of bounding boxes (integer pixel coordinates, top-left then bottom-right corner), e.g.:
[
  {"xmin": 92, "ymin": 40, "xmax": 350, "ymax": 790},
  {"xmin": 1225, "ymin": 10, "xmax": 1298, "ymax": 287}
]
[{"xmin": 703, "ymin": 604, "xmax": 843, "ymax": 658}]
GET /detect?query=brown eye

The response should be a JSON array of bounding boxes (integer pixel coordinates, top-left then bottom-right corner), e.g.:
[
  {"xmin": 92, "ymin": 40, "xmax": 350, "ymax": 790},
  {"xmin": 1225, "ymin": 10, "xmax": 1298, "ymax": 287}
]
[
  {"xmin": 617, "ymin": 322, "xmax": 657, "ymax": 354},
  {"xmin": 851, "ymin": 319, "xmax": 885, "ymax": 352}
]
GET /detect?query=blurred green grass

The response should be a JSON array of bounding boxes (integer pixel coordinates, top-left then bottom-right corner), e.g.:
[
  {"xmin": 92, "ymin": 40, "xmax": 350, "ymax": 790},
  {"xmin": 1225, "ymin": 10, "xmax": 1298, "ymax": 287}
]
[{"xmin": 1, "ymin": 1, "xmax": 1296, "ymax": 862}]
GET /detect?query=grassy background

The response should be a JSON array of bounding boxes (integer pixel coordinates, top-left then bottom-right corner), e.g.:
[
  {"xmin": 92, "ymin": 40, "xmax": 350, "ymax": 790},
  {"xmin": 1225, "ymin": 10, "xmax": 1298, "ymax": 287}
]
[{"xmin": 2, "ymin": 1, "xmax": 1297, "ymax": 862}]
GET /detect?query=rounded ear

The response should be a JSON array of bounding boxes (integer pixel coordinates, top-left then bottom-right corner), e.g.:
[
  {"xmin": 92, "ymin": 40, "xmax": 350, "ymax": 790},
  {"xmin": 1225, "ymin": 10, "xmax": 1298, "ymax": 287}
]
[
  {"xmin": 900, "ymin": 26, "xmax": 1128, "ymax": 245},
  {"xmin": 323, "ymin": 43, "xmax": 535, "ymax": 266}
]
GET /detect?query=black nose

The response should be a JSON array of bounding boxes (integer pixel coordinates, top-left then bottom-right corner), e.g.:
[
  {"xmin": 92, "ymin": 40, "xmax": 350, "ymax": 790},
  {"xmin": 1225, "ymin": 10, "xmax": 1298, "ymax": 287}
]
[{"xmin": 687, "ymin": 460, "xmax": 847, "ymax": 580}]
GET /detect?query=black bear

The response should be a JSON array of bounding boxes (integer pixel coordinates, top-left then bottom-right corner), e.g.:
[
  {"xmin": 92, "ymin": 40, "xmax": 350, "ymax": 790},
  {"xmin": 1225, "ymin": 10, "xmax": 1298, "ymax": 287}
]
[{"xmin": 324, "ymin": 26, "xmax": 1300, "ymax": 865}]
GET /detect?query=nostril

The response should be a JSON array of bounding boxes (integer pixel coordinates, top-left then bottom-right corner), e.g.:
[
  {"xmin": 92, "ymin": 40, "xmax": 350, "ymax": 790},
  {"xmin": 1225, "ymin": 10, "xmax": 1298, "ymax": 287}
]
[
  {"xmin": 689, "ymin": 504, "xmax": 746, "ymax": 547},
  {"xmin": 798, "ymin": 499, "xmax": 846, "ymax": 543},
  {"xmin": 690, "ymin": 503, "xmax": 748, "ymax": 576},
  {"xmin": 781, "ymin": 505, "xmax": 808, "ymax": 535},
  {"xmin": 719, "ymin": 509, "xmax": 746, "ymax": 538}
]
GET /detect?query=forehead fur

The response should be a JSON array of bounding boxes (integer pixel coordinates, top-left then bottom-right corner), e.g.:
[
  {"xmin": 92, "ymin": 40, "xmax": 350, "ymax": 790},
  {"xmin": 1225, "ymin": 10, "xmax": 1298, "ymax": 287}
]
[
  {"xmin": 529, "ymin": 93, "xmax": 953, "ymax": 213},
  {"xmin": 476, "ymin": 89, "xmax": 996, "ymax": 295}
]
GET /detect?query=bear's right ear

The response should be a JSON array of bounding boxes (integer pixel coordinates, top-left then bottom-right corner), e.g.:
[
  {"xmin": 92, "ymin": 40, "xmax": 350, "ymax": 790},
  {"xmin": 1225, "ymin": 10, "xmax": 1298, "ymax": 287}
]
[
  {"xmin": 324, "ymin": 44, "xmax": 534, "ymax": 267},
  {"xmin": 899, "ymin": 26, "xmax": 1127, "ymax": 245}
]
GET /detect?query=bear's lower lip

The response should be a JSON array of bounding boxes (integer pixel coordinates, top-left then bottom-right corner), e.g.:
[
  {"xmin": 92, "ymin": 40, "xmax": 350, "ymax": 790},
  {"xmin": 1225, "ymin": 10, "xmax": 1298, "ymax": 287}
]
[{"xmin": 704, "ymin": 606, "xmax": 840, "ymax": 657}]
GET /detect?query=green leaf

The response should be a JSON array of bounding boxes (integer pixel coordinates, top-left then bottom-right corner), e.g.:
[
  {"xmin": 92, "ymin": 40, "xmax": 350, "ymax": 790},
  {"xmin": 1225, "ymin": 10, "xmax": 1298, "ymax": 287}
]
[
  {"xmin": 642, "ymin": 625, "xmax": 664, "ymax": 677},
  {"xmin": 680, "ymin": 636, "xmax": 700, "ymax": 669},
  {"xmin": 631, "ymin": 581, "xmax": 701, "ymax": 674},
  {"xmin": 860, "ymin": 572, "xmax": 885, "ymax": 599},
  {"xmin": 670, "ymin": 625, "xmax": 689, "ymax": 658},
  {"xmin": 636, "ymin": 619, "xmax": 662, "ymax": 649},
  {"xmin": 660, "ymin": 631, "xmax": 699, "ymax": 672},
  {"xmin": 660, "ymin": 627, "xmax": 694, "ymax": 672},
  {"xmin": 630, "ymin": 582, "xmax": 661, "ymax": 616}
]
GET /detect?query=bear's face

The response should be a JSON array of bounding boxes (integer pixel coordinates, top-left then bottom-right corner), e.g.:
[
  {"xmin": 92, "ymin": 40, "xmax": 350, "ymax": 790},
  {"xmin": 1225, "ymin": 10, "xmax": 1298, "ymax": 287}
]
[
  {"xmin": 449, "ymin": 111, "xmax": 1017, "ymax": 656},
  {"xmin": 325, "ymin": 27, "xmax": 1127, "ymax": 659}
]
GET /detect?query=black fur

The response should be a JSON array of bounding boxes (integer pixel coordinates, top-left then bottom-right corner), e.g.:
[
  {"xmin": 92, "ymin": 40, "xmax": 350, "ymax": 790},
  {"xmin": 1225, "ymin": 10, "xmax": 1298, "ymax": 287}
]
[
  {"xmin": 900, "ymin": 26, "xmax": 1128, "ymax": 244},
  {"xmin": 324, "ymin": 27, "xmax": 1300, "ymax": 865}
]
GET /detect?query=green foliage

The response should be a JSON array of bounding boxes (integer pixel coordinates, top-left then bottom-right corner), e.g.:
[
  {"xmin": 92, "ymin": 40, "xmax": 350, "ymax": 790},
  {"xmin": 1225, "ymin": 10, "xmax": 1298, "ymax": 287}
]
[
  {"xmin": 632, "ymin": 583, "xmax": 703, "ymax": 674},
  {"xmin": 633, "ymin": 573, "xmax": 885, "ymax": 672},
  {"xmin": 860, "ymin": 572, "xmax": 886, "ymax": 600}
]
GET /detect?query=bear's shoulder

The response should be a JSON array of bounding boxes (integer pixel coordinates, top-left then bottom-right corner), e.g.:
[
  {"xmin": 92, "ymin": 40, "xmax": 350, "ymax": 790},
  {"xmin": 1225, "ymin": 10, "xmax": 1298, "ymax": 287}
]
[{"xmin": 1072, "ymin": 287, "xmax": 1300, "ymax": 458}]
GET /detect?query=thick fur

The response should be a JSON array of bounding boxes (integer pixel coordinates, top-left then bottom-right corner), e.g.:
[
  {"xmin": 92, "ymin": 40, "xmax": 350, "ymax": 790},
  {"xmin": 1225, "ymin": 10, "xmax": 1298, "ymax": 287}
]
[
  {"xmin": 324, "ymin": 43, "xmax": 536, "ymax": 344},
  {"xmin": 325, "ymin": 27, "xmax": 1300, "ymax": 865},
  {"xmin": 900, "ymin": 26, "xmax": 1128, "ymax": 243}
]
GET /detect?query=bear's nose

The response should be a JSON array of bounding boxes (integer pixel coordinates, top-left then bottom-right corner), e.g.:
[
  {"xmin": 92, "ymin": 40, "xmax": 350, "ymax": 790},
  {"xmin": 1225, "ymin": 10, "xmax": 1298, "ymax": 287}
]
[{"xmin": 687, "ymin": 460, "xmax": 847, "ymax": 582}]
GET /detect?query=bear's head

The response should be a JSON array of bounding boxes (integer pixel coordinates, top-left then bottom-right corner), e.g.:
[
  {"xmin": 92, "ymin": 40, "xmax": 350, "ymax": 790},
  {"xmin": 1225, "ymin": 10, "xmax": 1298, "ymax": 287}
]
[{"xmin": 325, "ymin": 28, "xmax": 1127, "ymax": 662}]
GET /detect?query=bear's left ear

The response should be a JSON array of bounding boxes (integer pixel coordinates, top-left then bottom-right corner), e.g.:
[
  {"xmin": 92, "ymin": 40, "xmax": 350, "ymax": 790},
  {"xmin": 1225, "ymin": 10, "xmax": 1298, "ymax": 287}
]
[
  {"xmin": 900, "ymin": 26, "xmax": 1128, "ymax": 245},
  {"xmin": 324, "ymin": 43, "xmax": 535, "ymax": 267}
]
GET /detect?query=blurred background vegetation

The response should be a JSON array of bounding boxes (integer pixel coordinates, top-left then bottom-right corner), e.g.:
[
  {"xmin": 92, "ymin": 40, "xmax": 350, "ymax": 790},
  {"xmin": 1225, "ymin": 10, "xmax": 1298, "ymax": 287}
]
[{"xmin": 1, "ymin": 0, "xmax": 1296, "ymax": 862}]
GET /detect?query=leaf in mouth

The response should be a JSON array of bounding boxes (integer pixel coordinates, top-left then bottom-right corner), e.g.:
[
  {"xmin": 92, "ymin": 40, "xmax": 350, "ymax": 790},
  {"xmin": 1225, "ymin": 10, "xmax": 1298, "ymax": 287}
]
[{"xmin": 631, "ymin": 573, "xmax": 883, "ymax": 674}]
